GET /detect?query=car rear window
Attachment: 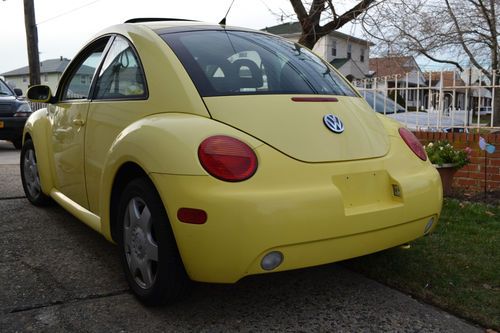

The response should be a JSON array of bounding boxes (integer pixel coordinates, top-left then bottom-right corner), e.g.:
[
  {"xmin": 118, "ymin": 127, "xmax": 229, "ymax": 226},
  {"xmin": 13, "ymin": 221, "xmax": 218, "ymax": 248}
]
[{"xmin": 161, "ymin": 30, "xmax": 357, "ymax": 97}]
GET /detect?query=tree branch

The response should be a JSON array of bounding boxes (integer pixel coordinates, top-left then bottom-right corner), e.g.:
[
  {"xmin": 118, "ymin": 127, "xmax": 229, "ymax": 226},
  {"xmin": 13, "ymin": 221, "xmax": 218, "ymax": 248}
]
[
  {"xmin": 321, "ymin": 0, "xmax": 378, "ymax": 34},
  {"xmin": 444, "ymin": 0, "xmax": 489, "ymax": 77}
]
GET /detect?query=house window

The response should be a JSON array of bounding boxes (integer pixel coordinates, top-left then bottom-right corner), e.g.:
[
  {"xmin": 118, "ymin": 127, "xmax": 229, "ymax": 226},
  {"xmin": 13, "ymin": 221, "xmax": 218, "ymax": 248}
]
[
  {"xmin": 81, "ymin": 75, "xmax": 86, "ymax": 84},
  {"xmin": 23, "ymin": 76, "xmax": 28, "ymax": 83},
  {"xmin": 44, "ymin": 74, "xmax": 48, "ymax": 82},
  {"xmin": 331, "ymin": 40, "xmax": 337, "ymax": 57},
  {"xmin": 360, "ymin": 48, "xmax": 365, "ymax": 62},
  {"xmin": 347, "ymin": 44, "xmax": 352, "ymax": 59}
]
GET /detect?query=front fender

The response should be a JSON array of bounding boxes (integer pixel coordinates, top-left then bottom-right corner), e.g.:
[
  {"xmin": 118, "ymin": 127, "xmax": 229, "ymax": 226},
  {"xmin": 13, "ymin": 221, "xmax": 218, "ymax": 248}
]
[
  {"xmin": 23, "ymin": 108, "xmax": 54, "ymax": 195},
  {"xmin": 98, "ymin": 113, "xmax": 263, "ymax": 239}
]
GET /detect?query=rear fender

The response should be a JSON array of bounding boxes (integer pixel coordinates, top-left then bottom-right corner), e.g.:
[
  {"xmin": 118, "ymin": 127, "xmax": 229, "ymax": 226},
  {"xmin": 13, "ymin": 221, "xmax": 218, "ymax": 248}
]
[{"xmin": 98, "ymin": 113, "xmax": 263, "ymax": 240}]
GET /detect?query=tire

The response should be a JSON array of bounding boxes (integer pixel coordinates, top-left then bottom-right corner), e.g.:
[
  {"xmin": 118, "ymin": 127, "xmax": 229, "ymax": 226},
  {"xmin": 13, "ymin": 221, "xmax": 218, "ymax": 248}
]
[
  {"xmin": 117, "ymin": 177, "xmax": 189, "ymax": 305},
  {"xmin": 12, "ymin": 139, "xmax": 22, "ymax": 150},
  {"xmin": 20, "ymin": 139, "xmax": 51, "ymax": 206}
]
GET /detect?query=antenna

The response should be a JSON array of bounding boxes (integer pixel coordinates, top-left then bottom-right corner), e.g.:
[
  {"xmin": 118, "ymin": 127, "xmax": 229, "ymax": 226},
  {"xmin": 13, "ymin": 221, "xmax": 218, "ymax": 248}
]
[{"xmin": 219, "ymin": 0, "xmax": 236, "ymax": 25}]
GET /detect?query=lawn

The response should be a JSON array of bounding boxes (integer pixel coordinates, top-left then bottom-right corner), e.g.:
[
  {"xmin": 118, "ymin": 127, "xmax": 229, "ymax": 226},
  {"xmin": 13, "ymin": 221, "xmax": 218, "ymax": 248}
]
[{"xmin": 344, "ymin": 199, "xmax": 500, "ymax": 330}]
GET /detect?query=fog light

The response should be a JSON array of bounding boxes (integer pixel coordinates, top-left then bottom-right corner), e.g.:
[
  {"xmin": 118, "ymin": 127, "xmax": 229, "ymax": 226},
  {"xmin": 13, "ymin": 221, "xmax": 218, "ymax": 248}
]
[
  {"xmin": 261, "ymin": 251, "xmax": 283, "ymax": 271},
  {"xmin": 424, "ymin": 217, "xmax": 435, "ymax": 234}
]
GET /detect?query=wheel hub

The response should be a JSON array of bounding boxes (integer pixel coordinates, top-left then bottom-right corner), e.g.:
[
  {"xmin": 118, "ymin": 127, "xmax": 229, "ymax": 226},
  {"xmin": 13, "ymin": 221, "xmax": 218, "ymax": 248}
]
[{"xmin": 131, "ymin": 227, "xmax": 147, "ymax": 260}]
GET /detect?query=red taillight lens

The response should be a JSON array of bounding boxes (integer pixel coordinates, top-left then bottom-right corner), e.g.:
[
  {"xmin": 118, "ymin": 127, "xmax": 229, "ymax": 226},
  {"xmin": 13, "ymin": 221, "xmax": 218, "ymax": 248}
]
[
  {"xmin": 198, "ymin": 135, "xmax": 258, "ymax": 182},
  {"xmin": 398, "ymin": 128, "xmax": 427, "ymax": 161}
]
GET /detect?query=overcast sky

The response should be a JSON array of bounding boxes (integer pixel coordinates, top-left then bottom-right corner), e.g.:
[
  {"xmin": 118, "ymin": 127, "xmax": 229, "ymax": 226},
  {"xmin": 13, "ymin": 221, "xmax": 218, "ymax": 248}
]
[{"xmin": 0, "ymin": 0, "xmax": 363, "ymax": 74}]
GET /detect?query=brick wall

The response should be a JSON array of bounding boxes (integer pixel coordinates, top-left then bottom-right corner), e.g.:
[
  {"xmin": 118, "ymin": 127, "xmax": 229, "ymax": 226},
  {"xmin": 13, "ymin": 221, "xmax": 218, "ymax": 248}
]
[{"xmin": 413, "ymin": 132, "xmax": 500, "ymax": 194}]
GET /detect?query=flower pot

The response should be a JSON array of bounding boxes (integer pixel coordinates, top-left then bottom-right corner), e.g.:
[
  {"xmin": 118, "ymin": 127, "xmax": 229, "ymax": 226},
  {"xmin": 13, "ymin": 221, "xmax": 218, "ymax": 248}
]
[{"xmin": 433, "ymin": 164, "xmax": 457, "ymax": 196}]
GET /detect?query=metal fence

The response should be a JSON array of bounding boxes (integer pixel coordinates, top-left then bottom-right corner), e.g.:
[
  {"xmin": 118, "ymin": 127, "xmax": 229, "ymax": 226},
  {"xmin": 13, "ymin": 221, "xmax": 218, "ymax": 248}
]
[
  {"xmin": 353, "ymin": 68, "xmax": 500, "ymax": 132},
  {"xmin": 28, "ymin": 102, "xmax": 49, "ymax": 112}
]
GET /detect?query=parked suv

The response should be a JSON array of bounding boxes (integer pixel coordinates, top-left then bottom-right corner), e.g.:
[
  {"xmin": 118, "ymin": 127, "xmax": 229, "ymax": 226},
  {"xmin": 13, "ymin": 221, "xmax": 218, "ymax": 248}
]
[{"xmin": 0, "ymin": 78, "xmax": 32, "ymax": 149}]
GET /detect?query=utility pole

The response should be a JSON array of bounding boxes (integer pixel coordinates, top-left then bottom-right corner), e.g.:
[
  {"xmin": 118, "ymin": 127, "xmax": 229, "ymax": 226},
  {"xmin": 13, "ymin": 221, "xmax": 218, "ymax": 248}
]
[{"xmin": 23, "ymin": 0, "xmax": 40, "ymax": 87}]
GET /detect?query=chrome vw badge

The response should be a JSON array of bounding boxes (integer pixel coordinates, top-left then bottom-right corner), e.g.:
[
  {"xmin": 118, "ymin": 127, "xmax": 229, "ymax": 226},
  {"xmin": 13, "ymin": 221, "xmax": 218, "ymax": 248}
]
[{"xmin": 323, "ymin": 114, "xmax": 344, "ymax": 133}]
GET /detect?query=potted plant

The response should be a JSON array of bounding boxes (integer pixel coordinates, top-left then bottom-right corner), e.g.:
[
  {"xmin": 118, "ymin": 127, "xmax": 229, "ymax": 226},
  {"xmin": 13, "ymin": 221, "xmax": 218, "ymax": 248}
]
[{"xmin": 424, "ymin": 140, "xmax": 472, "ymax": 195}]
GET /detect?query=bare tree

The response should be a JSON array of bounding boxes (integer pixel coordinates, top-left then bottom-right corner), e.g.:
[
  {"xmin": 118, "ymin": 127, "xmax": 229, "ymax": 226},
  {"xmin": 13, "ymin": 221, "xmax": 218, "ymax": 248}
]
[
  {"xmin": 289, "ymin": 0, "xmax": 379, "ymax": 49},
  {"xmin": 362, "ymin": 0, "xmax": 500, "ymax": 125}
]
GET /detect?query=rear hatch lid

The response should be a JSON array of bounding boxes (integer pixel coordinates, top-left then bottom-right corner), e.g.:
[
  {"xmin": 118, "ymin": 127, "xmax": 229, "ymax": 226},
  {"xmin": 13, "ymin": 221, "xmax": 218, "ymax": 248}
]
[{"xmin": 204, "ymin": 95, "xmax": 389, "ymax": 162}]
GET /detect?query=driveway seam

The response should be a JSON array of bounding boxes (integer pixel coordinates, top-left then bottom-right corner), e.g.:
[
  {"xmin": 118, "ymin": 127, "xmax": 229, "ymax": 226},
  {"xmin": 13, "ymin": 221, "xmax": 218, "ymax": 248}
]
[
  {"xmin": 0, "ymin": 196, "xmax": 25, "ymax": 201},
  {"xmin": 6, "ymin": 289, "xmax": 130, "ymax": 314}
]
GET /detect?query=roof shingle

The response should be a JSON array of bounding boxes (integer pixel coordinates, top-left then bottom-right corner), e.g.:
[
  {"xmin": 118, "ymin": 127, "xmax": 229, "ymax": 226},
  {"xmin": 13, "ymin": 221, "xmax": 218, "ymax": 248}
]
[
  {"xmin": 1, "ymin": 58, "xmax": 70, "ymax": 76},
  {"xmin": 369, "ymin": 56, "xmax": 420, "ymax": 77}
]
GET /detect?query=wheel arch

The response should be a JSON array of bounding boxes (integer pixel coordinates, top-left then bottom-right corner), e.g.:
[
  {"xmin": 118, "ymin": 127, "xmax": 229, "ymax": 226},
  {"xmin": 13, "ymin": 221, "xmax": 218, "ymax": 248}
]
[
  {"xmin": 22, "ymin": 108, "xmax": 55, "ymax": 196},
  {"xmin": 108, "ymin": 162, "xmax": 150, "ymax": 243}
]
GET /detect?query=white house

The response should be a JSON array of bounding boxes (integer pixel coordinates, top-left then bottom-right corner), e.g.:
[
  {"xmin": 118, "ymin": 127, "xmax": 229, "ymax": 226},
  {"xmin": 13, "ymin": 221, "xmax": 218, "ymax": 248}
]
[
  {"xmin": 1, "ymin": 57, "xmax": 70, "ymax": 94},
  {"xmin": 262, "ymin": 22, "xmax": 373, "ymax": 80},
  {"xmin": 368, "ymin": 56, "xmax": 427, "ymax": 109}
]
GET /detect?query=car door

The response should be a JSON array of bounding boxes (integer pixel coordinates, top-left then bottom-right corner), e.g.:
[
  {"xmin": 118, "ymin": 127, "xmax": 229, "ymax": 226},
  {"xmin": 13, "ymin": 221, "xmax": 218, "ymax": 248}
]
[
  {"xmin": 49, "ymin": 37, "xmax": 111, "ymax": 209},
  {"xmin": 84, "ymin": 36, "xmax": 149, "ymax": 214}
]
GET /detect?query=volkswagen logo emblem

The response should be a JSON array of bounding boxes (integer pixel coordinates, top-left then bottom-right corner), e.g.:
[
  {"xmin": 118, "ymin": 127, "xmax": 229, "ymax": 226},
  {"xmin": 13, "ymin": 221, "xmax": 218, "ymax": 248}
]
[{"xmin": 323, "ymin": 114, "xmax": 344, "ymax": 133}]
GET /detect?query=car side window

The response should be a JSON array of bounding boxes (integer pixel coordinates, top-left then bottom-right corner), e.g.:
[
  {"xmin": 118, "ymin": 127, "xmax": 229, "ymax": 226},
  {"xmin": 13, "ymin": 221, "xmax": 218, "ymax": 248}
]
[
  {"xmin": 94, "ymin": 36, "xmax": 147, "ymax": 100},
  {"xmin": 61, "ymin": 39, "xmax": 108, "ymax": 101}
]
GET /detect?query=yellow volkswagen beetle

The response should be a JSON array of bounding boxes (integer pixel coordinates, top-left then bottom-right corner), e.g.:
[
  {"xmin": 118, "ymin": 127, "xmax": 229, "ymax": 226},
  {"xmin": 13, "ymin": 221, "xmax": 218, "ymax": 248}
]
[{"xmin": 23, "ymin": 18, "xmax": 442, "ymax": 305}]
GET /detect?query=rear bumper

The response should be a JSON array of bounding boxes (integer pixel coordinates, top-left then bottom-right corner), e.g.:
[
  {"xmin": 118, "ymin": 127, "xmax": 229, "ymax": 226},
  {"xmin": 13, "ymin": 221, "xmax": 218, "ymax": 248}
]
[
  {"xmin": 151, "ymin": 138, "xmax": 442, "ymax": 283},
  {"xmin": 0, "ymin": 117, "xmax": 27, "ymax": 141}
]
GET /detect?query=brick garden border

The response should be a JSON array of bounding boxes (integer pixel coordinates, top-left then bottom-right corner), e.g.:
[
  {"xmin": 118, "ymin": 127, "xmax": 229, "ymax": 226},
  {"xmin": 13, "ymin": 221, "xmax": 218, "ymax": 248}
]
[{"xmin": 413, "ymin": 131, "xmax": 500, "ymax": 194}]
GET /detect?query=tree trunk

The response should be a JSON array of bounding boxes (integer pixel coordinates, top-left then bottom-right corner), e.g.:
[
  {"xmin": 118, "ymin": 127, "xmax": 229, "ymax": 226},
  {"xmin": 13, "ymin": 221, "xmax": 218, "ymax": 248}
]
[{"xmin": 297, "ymin": 23, "xmax": 323, "ymax": 49}]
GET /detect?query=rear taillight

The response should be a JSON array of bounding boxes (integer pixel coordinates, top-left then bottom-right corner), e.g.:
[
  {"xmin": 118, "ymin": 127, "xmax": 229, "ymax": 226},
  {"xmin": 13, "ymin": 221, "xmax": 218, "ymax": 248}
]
[
  {"xmin": 198, "ymin": 135, "xmax": 257, "ymax": 182},
  {"xmin": 398, "ymin": 128, "xmax": 427, "ymax": 161}
]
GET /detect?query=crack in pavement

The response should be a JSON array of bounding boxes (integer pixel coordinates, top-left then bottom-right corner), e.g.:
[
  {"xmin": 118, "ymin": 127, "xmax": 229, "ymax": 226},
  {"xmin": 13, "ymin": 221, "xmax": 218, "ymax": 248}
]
[
  {"xmin": 0, "ymin": 196, "xmax": 26, "ymax": 201},
  {"xmin": 6, "ymin": 289, "xmax": 130, "ymax": 315}
]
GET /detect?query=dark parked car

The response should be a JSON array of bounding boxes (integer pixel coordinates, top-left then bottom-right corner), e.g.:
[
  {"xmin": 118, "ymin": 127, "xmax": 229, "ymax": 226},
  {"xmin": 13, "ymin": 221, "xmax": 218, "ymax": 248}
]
[
  {"xmin": 0, "ymin": 78, "xmax": 32, "ymax": 149},
  {"xmin": 361, "ymin": 91, "xmax": 405, "ymax": 114}
]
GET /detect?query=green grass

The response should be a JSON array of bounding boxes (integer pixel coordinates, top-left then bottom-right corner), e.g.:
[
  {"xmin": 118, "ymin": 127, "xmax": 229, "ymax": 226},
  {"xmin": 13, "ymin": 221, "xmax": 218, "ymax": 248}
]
[{"xmin": 344, "ymin": 199, "xmax": 500, "ymax": 330}]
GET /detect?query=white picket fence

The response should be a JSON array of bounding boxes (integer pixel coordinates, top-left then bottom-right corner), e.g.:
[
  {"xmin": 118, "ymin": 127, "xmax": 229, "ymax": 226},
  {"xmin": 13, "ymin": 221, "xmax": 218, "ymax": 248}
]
[{"xmin": 353, "ymin": 68, "xmax": 500, "ymax": 132}]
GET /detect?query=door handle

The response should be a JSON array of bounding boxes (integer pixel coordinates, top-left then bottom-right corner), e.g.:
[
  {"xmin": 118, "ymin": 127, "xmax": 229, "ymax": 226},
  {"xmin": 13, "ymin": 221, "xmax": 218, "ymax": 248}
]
[{"xmin": 73, "ymin": 119, "xmax": 85, "ymax": 126}]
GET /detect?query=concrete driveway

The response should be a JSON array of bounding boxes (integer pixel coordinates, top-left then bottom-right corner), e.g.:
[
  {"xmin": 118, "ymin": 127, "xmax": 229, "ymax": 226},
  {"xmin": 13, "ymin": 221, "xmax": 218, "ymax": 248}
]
[{"xmin": 0, "ymin": 140, "xmax": 481, "ymax": 332}]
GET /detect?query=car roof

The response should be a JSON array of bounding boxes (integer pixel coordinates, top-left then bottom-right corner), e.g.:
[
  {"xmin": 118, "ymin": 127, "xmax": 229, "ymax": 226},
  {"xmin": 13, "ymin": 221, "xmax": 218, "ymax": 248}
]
[{"xmin": 123, "ymin": 18, "xmax": 259, "ymax": 35}]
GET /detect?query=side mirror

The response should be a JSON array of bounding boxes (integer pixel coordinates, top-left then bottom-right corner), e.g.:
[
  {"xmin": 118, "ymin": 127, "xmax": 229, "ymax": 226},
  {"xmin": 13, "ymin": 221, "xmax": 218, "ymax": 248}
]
[
  {"xmin": 14, "ymin": 88, "xmax": 23, "ymax": 96},
  {"xmin": 27, "ymin": 85, "xmax": 53, "ymax": 103}
]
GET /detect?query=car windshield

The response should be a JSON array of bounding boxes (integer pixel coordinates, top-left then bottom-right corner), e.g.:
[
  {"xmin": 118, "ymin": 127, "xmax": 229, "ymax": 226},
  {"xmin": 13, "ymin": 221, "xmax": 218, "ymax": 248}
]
[
  {"xmin": 161, "ymin": 30, "xmax": 357, "ymax": 97},
  {"xmin": 0, "ymin": 80, "xmax": 14, "ymax": 96}
]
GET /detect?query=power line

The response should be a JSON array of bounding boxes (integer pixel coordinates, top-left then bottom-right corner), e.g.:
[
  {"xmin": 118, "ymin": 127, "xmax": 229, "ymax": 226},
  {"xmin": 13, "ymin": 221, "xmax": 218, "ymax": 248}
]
[{"xmin": 37, "ymin": 0, "xmax": 103, "ymax": 25}]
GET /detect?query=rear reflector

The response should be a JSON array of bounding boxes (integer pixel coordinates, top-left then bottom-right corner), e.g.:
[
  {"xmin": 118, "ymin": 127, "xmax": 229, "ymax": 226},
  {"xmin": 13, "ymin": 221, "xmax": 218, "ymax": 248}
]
[
  {"xmin": 177, "ymin": 208, "xmax": 207, "ymax": 224},
  {"xmin": 198, "ymin": 135, "xmax": 257, "ymax": 182},
  {"xmin": 398, "ymin": 128, "xmax": 427, "ymax": 161}
]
